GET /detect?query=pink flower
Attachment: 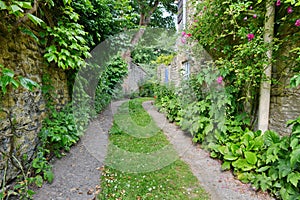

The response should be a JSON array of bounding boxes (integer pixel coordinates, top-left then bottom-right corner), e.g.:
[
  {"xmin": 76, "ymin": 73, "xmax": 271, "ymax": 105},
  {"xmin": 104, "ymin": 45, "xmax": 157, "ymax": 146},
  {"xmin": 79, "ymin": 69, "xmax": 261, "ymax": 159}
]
[
  {"xmin": 295, "ymin": 19, "xmax": 300, "ymax": 27},
  {"xmin": 181, "ymin": 37, "xmax": 186, "ymax": 44},
  {"xmin": 276, "ymin": 0, "xmax": 280, "ymax": 6},
  {"xmin": 253, "ymin": 14, "xmax": 257, "ymax": 18},
  {"xmin": 182, "ymin": 31, "xmax": 186, "ymax": 36},
  {"xmin": 217, "ymin": 76, "xmax": 223, "ymax": 84},
  {"xmin": 244, "ymin": 16, "xmax": 248, "ymax": 21},
  {"xmin": 186, "ymin": 33, "xmax": 192, "ymax": 37},
  {"xmin": 247, "ymin": 33, "xmax": 254, "ymax": 41},
  {"xmin": 249, "ymin": 6, "xmax": 253, "ymax": 10},
  {"xmin": 287, "ymin": 6, "xmax": 293, "ymax": 14}
]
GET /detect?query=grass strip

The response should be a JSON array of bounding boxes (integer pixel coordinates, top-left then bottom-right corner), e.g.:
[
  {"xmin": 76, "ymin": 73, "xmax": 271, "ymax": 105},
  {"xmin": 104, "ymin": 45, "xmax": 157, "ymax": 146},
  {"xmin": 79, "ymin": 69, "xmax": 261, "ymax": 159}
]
[{"xmin": 98, "ymin": 98, "xmax": 210, "ymax": 200}]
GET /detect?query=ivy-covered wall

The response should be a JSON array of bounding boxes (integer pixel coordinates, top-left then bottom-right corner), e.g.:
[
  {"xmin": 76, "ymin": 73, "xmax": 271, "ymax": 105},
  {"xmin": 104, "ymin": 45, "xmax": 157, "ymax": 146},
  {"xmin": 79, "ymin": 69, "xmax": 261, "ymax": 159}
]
[{"xmin": 0, "ymin": 29, "xmax": 69, "ymax": 184}]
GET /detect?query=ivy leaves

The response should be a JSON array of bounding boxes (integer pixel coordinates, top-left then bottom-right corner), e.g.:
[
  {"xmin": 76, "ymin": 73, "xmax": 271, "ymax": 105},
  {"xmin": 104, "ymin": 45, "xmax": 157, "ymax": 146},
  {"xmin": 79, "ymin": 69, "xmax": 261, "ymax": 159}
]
[
  {"xmin": 0, "ymin": 65, "xmax": 39, "ymax": 95},
  {"xmin": 44, "ymin": 22, "xmax": 90, "ymax": 69}
]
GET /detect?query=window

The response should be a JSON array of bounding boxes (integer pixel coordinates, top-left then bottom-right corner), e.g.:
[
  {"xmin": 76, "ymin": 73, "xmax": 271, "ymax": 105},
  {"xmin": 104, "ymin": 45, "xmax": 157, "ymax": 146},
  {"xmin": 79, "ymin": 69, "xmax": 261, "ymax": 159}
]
[{"xmin": 183, "ymin": 61, "xmax": 190, "ymax": 79}]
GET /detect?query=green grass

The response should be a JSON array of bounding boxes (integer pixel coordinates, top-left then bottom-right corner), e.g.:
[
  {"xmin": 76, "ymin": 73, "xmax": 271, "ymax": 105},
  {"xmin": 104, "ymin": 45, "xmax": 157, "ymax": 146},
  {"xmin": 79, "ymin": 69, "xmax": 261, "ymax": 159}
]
[{"xmin": 98, "ymin": 98, "xmax": 210, "ymax": 200}]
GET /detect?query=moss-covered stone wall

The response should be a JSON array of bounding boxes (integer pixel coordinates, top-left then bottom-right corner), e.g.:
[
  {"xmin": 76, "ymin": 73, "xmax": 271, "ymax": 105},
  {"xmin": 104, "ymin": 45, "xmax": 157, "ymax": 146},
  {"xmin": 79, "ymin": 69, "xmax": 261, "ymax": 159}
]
[{"xmin": 0, "ymin": 29, "xmax": 69, "ymax": 185}]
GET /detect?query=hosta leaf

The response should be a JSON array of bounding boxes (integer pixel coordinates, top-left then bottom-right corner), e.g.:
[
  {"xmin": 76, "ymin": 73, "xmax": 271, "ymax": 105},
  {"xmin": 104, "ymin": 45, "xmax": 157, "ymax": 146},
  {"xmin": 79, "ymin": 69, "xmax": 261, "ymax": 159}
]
[
  {"xmin": 224, "ymin": 154, "xmax": 239, "ymax": 161},
  {"xmin": 232, "ymin": 158, "xmax": 255, "ymax": 171},
  {"xmin": 221, "ymin": 161, "xmax": 231, "ymax": 170},
  {"xmin": 244, "ymin": 151, "xmax": 257, "ymax": 165},
  {"xmin": 287, "ymin": 172, "xmax": 300, "ymax": 187}
]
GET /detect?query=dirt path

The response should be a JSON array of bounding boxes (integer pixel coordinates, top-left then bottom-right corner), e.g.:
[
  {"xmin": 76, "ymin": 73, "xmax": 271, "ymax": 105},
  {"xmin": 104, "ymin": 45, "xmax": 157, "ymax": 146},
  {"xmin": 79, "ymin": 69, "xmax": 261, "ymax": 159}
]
[
  {"xmin": 34, "ymin": 100, "xmax": 274, "ymax": 200},
  {"xmin": 142, "ymin": 100, "xmax": 274, "ymax": 200}
]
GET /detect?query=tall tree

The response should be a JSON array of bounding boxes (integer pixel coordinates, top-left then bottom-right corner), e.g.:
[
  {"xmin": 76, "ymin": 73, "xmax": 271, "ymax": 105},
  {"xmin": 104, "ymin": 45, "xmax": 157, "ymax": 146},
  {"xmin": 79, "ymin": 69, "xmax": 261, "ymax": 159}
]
[
  {"xmin": 124, "ymin": 0, "xmax": 177, "ymax": 61},
  {"xmin": 135, "ymin": 0, "xmax": 177, "ymax": 26}
]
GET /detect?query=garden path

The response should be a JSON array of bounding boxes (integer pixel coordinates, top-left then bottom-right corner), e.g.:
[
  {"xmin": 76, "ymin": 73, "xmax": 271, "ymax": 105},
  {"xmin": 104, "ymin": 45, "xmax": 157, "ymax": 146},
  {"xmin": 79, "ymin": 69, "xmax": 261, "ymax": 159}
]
[
  {"xmin": 33, "ymin": 99, "xmax": 274, "ymax": 200},
  {"xmin": 142, "ymin": 100, "xmax": 274, "ymax": 200},
  {"xmin": 33, "ymin": 101, "xmax": 125, "ymax": 200}
]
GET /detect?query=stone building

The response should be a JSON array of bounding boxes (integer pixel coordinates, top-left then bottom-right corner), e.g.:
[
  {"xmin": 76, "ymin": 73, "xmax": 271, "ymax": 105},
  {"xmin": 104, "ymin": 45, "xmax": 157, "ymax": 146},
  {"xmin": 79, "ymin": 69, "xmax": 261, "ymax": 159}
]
[{"xmin": 158, "ymin": 0, "xmax": 300, "ymax": 135}]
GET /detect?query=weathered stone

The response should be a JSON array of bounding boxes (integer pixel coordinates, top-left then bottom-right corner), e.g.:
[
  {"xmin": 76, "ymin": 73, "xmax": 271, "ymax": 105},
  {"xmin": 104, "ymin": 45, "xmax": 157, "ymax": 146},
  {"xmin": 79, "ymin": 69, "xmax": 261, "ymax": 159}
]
[{"xmin": 0, "ymin": 28, "xmax": 70, "ymax": 186}]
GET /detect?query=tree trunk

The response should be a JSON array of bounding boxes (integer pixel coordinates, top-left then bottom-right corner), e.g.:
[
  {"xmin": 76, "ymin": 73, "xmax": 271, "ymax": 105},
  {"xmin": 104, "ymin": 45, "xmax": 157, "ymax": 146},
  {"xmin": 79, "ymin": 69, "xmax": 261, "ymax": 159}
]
[{"xmin": 257, "ymin": 0, "xmax": 275, "ymax": 132}]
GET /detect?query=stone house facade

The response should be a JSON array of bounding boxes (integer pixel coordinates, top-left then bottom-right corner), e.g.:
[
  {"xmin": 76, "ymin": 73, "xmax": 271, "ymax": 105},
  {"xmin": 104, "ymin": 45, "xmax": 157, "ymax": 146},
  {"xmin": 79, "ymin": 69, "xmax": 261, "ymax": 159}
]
[{"xmin": 158, "ymin": 0, "xmax": 300, "ymax": 136}]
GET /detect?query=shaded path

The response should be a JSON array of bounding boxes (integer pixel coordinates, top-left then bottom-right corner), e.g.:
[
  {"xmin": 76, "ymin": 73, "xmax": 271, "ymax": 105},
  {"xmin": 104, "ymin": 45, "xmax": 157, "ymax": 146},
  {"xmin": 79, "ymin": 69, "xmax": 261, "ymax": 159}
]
[
  {"xmin": 142, "ymin": 100, "xmax": 274, "ymax": 200},
  {"xmin": 32, "ymin": 102, "xmax": 119, "ymax": 200}
]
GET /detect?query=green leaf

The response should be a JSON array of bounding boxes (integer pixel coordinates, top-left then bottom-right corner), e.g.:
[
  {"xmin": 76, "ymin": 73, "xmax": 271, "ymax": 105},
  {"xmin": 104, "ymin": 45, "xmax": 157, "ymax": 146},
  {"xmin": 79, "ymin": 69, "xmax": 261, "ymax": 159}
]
[
  {"xmin": 221, "ymin": 161, "xmax": 231, "ymax": 170},
  {"xmin": 3, "ymin": 68, "xmax": 14, "ymax": 77},
  {"xmin": 256, "ymin": 166, "xmax": 270, "ymax": 173},
  {"xmin": 63, "ymin": 0, "xmax": 71, "ymax": 5},
  {"xmin": 19, "ymin": 77, "xmax": 39, "ymax": 91},
  {"xmin": 27, "ymin": 13, "xmax": 45, "ymax": 26},
  {"xmin": 10, "ymin": 4, "xmax": 23, "ymax": 13},
  {"xmin": 45, "ymin": 170, "xmax": 54, "ymax": 183},
  {"xmin": 244, "ymin": 151, "xmax": 257, "ymax": 165},
  {"xmin": 15, "ymin": 1, "xmax": 32, "ymax": 9},
  {"xmin": 290, "ymin": 138, "xmax": 299, "ymax": 150},
  {"xmin": 0, "ymin": 1, "xmax": 7, "ymax": 10},
  {"xmin": 34, "ymin": 175, "xmax": 43, "ymax": 187},
  {"xmin": 45, "ymin": 53, "xmax": 57, "ymax": 63},
  {"xmin": 224, "ymin": 154, "xmax": 239, "ymax": 161},
  {"xmin": 287, "ymin": 172, "xmax": 300, "ymax": 187},
  {"xmin": 27, "ymin": 189, "xmax": 36, "ymax": 196},
  {"xmin": 290, "ymin": 147, "xmax": 300, "ymax": 168},
  {"xmin": 20, "ymin": 27, "xmax": 39, "ymax": 42},
  {"xmin": 263, "ymin": 130, "xmax": 280, "ymax": 146},
  {"xmin": 232, "ymin": 158, "xmax": 255, "ymax": 171}
]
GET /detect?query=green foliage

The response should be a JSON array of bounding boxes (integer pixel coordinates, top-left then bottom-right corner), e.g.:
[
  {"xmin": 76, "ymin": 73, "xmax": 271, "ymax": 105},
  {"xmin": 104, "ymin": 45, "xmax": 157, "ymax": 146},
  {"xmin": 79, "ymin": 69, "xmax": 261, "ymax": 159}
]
[
  {"xmin": 156, "ymin": 81, "xmax": 300, "ymax": 199},
  {"xmin": 31, "ymin": 149, "xmax": 54, "ymax": 184},
  {"xmin": 153, "ymin": 84, "xmax": 182, "ymax": 122},
  {"xmin": 94, "ymin": 56, "xmax": 128, "ymax": 113},
  {"xmin": 154, "ymin": 54, "xmax": 175, "ymax": 66},
  {"xmin": 39, "ymin": 104, "xmax": 84, "ymax": 158},
  {"xmin": 43, "ymin": 8, "xmax": 91, "ymax": 69},
  {"xmin": 138, "ymin": 81, "xmax": 157, "ymax": 97},
  {"xmin": 0, "ymin": 65, "xmax": 39, "ymax": 95},
  {"xmin": 190, "ymin": 0, "xmax": 299, "ymax": 114},
  {"xmin": 0, "ymin": 0, "xmax": 33, "ymax": 17}
]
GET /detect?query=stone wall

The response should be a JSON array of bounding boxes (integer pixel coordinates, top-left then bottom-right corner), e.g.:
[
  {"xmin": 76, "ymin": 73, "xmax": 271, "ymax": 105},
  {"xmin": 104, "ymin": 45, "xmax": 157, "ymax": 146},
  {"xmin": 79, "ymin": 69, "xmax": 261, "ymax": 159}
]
[
  {"xmin": 0, "ymin": 29, "xmax": 69, "ymax": 185},
  {"xmin": 122, "ymin": 62, "xmax": 148, "ymax": 94},
  {"xmin": 269, "ymin": 45, "xmax": 300, "ymax": 136}
]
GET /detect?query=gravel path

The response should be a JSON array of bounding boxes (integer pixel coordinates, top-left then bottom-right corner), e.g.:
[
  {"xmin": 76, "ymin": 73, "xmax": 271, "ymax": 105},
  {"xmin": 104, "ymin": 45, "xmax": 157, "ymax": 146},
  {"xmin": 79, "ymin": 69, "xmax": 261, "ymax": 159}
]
[
  {"xmin": 33, "ymin": 100, "xmax": 274, "ymax": 200},
  {"xmin": 142, "ymin": 100, "xmax": 274, "ymax": 200}
]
